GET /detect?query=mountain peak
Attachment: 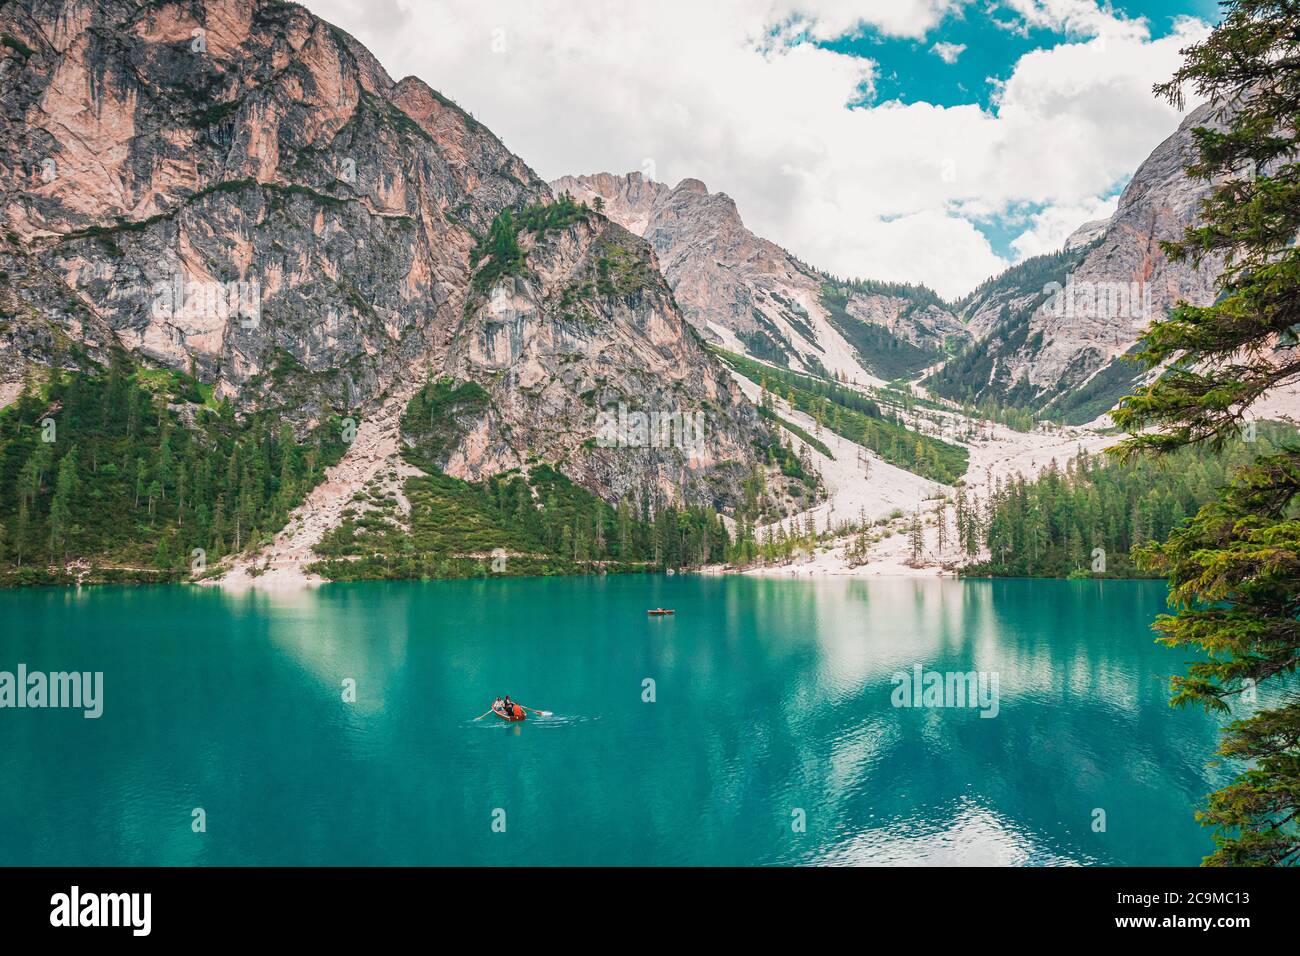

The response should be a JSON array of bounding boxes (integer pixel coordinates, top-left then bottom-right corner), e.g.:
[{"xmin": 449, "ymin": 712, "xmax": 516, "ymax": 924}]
[
  {"xmin": 552, "ymin": 169, "xmax": 970, "ymax": 382},
  {"xmin": 2, "ymin": 0, "xmax": 770, "ymax": 522}
]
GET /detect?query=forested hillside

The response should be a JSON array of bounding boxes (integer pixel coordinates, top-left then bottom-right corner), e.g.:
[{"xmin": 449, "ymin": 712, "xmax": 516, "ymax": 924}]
[
  {"xmin": 311, "ymin": 368, "xmax": 828, "ymax": 580},
  {"xmin": 819, "ymin": 280, "xmax": 947, "ymax": 381},
  {"xmin": 964, "ymin": 426, "xmax": 1289, "ymax": 578},
  {"xmin": 924, "ymin": 246, "xmax": 1089, "ymax": 413},
  {"xmin": 307, "ymin": 462, "xmax": 739, "ymax": 581},
  {"xmin": 0, "ymin": 351, "xmax": 351, "ymax": 586},
  {"xmin": 714, "ymin": 348, "xmax": 968, "ymax": 483}
]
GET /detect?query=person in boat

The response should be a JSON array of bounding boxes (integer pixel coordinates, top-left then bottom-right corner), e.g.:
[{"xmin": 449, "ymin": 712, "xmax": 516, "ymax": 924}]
[
  {"xmin": 502, "ymin": 695, "xmax": 517, "ymax": 718},
  {"xmin": 493, "ymin": 696, "xmax": 505, "ymax": 715}
]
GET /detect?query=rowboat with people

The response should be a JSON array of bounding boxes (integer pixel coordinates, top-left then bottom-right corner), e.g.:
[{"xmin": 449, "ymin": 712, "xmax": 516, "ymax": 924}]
[{"xmin": 475, "ymin": 696, "xmax": 552, "ymax": 722}]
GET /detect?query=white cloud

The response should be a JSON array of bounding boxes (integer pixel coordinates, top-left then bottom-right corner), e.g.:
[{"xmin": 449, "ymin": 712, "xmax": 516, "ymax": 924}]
[
  {"xmin": 1000, "ymin": 0, "xmax": 1147, "ymax": 39},
  {"xmin": 1009, "ymin": 195, "xmax": 1119, "ymax": 260},
  {"xmin": 771, "ymin": 0, "xmax": 969, "ymax": 41},
  {"xmin": 931, "ymin": 41, "xmax": 967, "ymax": 64},
  {"xmin": 306, "ymin": 0, "xmax": 1210, "ymax": 300}
]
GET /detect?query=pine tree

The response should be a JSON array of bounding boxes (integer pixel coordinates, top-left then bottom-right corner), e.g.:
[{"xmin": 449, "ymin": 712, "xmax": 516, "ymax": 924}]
[
  {"xmin": 133, "ymin": 457, "xmax": 145, "ymax": 508},
  {"xmin": 593, "ymin": 503, "xmax": 606, "ymax": 555},
  {"xmin": 617, "ymin": 495, "xmax": 632, "ymax": 559},
  {"xmin": 1110, "ymin": 1, "xmax": 1300, "ymax": 865},
  {"xmin": 48, "ymin": 445, "xmax": 78, "ymax": 561},
  {"xmin": 935, "ymin": 500, "xmax": 949, "ymax": 555},
  {"xmin": 964, "ymin": 495, "xmax": 981, "ymax": 558},
  {"xmin": 156, "ymin": 427, "xmax": 172, "ymax": 502},
  {"xmin": 908, "ymin": 509, "xmax": 923, "ymax": 565},
  {"xmin": 14, "ymin": 493, "xmax": 28, "ymax": 566}
]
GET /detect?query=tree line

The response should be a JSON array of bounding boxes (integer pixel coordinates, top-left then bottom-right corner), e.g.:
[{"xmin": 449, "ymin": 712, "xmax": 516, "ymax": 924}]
[
  {"xmin": 962, "ymin": 432, "xmax": 1282, "ymax": 578},
  {"xmin": 0, "ymin": 351, "xmax": 350, "ymax": 585}
]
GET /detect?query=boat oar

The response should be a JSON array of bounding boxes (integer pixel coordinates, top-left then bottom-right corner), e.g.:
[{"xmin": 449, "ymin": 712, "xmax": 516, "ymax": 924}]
[
  {"xmin": 473, "ymin": 709, "xmax": 494, "ymax": 720},
  {"xmin": 517, "ymin": 704, "xmax": 553, "ymax": 717}
]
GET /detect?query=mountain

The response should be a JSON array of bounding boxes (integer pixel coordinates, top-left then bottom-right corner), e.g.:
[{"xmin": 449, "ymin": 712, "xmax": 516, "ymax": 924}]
[
  {"xmin": 552, "ymin": 172, "xmax": 970, "ymax": 383},
  {"xmin": 0, "ymin": 0, "xmax": 808, "ymax": 583},
  {"xmin": 557, "ymin": 104, "xmax": 1237, "ymax": 429},
  {"xmin": 927, "ymin": 100, "xmax": 1229, "ymax": 423},
  {"xmin": 924, "ymin": 243, "xmax": 1097, "ymax": 415}
]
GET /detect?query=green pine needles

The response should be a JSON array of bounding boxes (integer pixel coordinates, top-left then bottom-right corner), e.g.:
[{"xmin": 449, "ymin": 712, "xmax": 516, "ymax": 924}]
[{"xmin": 1111, "ymin": 0, "xmax": 1300, "ymax": 866}]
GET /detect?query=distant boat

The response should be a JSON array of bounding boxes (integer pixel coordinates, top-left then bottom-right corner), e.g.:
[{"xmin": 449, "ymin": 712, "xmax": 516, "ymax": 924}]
[{"xmin": 647, "ymin": 608, "xmax": 675, "ymax": 615}]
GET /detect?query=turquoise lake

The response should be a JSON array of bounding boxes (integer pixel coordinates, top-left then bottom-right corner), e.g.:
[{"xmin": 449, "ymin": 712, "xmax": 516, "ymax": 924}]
[{"xmin": 0, "ymin": 576, "xmax": 1238, "ymax": 866}]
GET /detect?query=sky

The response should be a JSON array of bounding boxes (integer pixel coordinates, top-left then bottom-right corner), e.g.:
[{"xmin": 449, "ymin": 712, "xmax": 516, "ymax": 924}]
[{"xmin": 306, "ymin": 0, "xmax": 1220, "ymax": 300}]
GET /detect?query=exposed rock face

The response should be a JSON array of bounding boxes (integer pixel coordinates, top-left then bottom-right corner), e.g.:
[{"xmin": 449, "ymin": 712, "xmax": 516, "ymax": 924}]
[
  {"xmin": 929, "ymin": 101, "xmax": 1228, "ymax": 421},
  {"xmin": 1063, "ymin": 217, "xmax": 1111, "ymax": 251},
  {"xmin": 446, "ymin": 215, "xmax": 761, "ymax": 508},
  {"xmin": 958, "ymin": 270, "xmax": 1056, "ymax": 347},
  {"xmin": 3, "ymin": 0, "xmax": 537, "ymax": 415},
  {"xmin": 553, "ymin": 172, "xmax": 831, "ymax": 368},
  {"xmin": 0, "ymin": 0, "xmax": 767, "ymax": 509},
  {"xmin": 1017, "ymin": 100, "xmax": 1228, "ymax": 407},
  {"xmin": 557, "ymin": 104, "xmax": 1230, "ymax": 419},
  {"xmin": 838, "ymin": 293, "xmax": 968, "ymax": 354},
  {"xmin": 552, "ymin": 171, "xmax": 969, "ymax": 382}
]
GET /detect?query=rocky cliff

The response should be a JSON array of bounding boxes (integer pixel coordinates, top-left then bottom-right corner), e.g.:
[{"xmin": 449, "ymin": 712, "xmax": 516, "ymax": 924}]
[
  {"xmin": 3, "ymin": 0, "xmax": 535, "ymax": 415},
  {"xmin": 444, "ymin": 209, "xmax": 762, "ymax": 507},
  {"xmin": 560, "ymin": 102, "xmax": 1232, "ymax": 426},
  {"xmin": 0, "ymin": 0, "xmax": 771, "ymax": 518},
  {"xmin": 552, "ymin": 171, "xmax": 969, "ymax": 383},
  {"xmin": 928, "ymin": 100, "xmax": 1229, "ymax": 423}
]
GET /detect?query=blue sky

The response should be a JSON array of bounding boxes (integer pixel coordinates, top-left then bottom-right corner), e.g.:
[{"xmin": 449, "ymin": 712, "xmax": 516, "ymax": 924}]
[
  {"xmin": 824, "ymin": 1, "xmax": 1221, "ymax": 110},
  {"xmin": 809, "ymin": 0, "xmax": 1222, "ymax": 260}
]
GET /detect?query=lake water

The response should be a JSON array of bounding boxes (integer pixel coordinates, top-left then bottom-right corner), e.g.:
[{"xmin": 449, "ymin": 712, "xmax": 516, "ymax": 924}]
[{"xmin": 0, "ymin": 576, "xmax": 1236, "ymax": 866}]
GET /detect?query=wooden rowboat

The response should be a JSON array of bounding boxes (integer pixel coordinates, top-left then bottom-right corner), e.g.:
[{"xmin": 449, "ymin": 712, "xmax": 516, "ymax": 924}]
[
  {"xmin": 647, "ymin": 608, "xmax": 675, "ymax": 615},
  {"xmin": 492, "ymin": 703, "xmax": 526, "ymax": 721}
]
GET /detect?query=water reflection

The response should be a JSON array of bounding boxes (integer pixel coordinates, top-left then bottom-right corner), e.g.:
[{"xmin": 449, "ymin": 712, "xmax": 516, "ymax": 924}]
[{"xmin": 0, "ymin": 577, "xmax": 1236, "ymax": 865}]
